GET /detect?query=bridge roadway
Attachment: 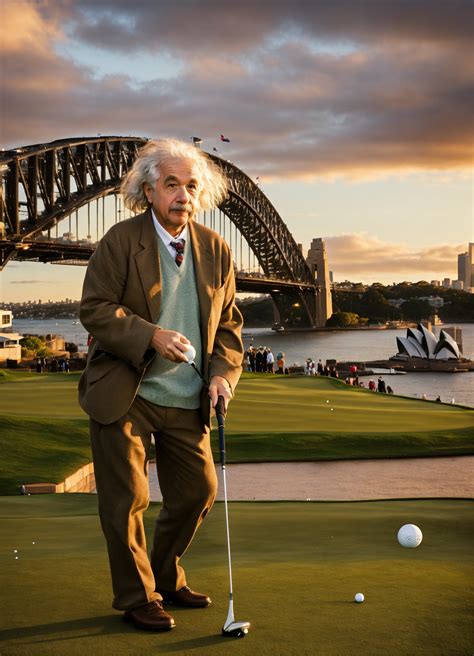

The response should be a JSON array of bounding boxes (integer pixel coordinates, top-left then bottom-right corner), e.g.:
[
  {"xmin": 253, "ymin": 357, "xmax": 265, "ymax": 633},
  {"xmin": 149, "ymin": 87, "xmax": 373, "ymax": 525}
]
[{"xmin": 0, "ymin": 238, "xmax": 316, "ymax": 296}]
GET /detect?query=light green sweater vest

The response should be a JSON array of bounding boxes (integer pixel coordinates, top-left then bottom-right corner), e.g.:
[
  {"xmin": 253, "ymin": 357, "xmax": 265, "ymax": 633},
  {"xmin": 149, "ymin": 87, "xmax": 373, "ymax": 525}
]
[{"xmin": 138, "ymin": 236, "xmax": 203, "ymax": 409}]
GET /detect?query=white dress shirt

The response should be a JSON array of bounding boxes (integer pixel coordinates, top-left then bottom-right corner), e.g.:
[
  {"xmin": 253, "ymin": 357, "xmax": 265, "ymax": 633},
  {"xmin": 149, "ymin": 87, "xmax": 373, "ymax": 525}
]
[{"xmin": 151, "ymin": 209, "xmax": 188, "ymax": 260}]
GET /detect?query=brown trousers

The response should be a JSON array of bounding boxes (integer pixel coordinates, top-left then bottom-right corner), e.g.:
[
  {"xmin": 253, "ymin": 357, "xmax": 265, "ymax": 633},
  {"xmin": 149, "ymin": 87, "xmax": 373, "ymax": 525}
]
[{"xmin": 90, "ymin": 395, "xmax": 217, "ymax": 611}]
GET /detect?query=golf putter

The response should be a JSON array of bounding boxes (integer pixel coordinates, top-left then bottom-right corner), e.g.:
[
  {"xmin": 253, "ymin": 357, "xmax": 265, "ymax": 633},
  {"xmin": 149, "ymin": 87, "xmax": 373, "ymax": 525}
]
[{"xmin": 216, "ymin": 395, "xmax": 251, "ymax": 638}]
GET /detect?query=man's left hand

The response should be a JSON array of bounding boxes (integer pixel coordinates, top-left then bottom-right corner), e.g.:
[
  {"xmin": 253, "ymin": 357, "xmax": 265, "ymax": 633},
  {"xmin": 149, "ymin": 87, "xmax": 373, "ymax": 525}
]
[{"xmin": 208, "ymin": 376, "xmax": 232, "ymax": 412}]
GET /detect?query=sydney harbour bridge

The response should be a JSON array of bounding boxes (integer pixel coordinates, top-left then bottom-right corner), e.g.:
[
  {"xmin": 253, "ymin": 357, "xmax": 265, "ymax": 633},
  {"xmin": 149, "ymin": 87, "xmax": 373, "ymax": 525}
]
[{"xmin": 0, "ymin": 137, "xmax": 329, "ymax": 327}]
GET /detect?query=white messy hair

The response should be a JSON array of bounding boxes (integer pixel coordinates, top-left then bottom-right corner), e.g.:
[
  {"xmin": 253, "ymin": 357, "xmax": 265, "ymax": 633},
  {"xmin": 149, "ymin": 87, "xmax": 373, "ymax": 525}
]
[{"xmin": 120, "ymin": 138, "xmax": 228, "ymax": 213}]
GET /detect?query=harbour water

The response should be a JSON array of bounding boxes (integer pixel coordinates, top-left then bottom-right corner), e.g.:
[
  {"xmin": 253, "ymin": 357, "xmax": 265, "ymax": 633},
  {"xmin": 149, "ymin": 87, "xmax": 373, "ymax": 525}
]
[{"xmin": 12, "ymin": 318, "xmax": 474, "ymax": 407}]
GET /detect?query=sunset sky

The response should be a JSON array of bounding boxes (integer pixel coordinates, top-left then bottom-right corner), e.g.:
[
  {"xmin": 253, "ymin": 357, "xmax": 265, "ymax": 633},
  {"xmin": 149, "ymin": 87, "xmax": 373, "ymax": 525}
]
[{"xmin": 1, "ymin": 0, "xmax": 473, "ymax": 302}]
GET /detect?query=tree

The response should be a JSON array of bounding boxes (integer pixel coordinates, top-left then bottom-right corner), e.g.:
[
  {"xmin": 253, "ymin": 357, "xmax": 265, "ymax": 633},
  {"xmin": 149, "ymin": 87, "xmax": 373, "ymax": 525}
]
[
  {"xmin": 359, "ymin": 289, "xmax": 394, "ymax": 322},
  {"xmin": 326, "ymin": 312, "xmax": 360, "ymax": 327},
  {"xmin": 400, "ymin": 299, "xmax": 432, "ymax": 322},
  {"xmin": 19, "ymin": 335, "xmax": 52, "ymax": 359},
  {"xmin": 19, "ymin": 336, "xmax": 43, "ymax": 352}
]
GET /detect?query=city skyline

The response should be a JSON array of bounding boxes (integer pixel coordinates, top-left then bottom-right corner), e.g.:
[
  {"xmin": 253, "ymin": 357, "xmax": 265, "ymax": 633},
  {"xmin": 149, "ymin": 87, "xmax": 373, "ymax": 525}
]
[{"xmin": 1, "ymin": 1, "xmax": 473, "ymax": 301}]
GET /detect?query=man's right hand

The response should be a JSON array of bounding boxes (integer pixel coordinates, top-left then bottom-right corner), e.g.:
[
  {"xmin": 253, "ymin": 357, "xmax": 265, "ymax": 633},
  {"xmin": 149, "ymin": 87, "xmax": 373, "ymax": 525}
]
[{"xmin": 150, "ymin": 328, "xmax": 191, "ymax": 363}]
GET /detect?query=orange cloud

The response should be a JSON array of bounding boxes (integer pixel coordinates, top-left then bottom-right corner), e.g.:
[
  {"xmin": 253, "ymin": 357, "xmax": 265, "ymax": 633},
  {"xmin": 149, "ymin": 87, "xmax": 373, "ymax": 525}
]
[
  {"xmin": 324, "ymin": 234, "xmax": 463, "ymax": 280},
  {"xmin": 2, "ymin": 0, "xmax": 63, "ymax": 54}
]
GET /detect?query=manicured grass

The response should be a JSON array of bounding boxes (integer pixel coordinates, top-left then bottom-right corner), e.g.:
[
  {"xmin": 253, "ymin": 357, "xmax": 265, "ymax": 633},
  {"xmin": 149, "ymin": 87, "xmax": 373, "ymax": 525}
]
[
  {"xmin": 0, "ymin": 370, "xmax": 86, "ymax": 419},
  {"xmin": 0, "ymin": 414, "xmax": 91, "ymax": 494},
  {"xmin": 1, "ymin": 370, "xmax": 473, "ymax": 494},
  {"xmin": 0, "ymin": 496, "xmax": 472, "ymax": 655}
]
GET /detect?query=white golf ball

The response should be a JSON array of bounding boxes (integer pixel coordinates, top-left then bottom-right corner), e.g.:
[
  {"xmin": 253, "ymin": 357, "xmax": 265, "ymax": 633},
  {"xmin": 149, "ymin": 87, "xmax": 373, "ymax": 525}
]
[
  {"xmin": 397, "ymin": 524, "xmax": 423, "ymax": 548},
  {"xmin": 354, "ymin": 593, "xmax": 365, "ymax": 603},
  {"xmin": 182, "ymin": 344, "xmax": 196, "ymax": 363}
]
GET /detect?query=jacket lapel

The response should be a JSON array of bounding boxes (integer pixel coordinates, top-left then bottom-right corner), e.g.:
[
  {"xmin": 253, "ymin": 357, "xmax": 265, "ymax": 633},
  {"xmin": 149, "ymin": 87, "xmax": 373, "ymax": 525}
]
[{"xmin": 135, "ymin": 210, "xmax": 162, "ymax": 323}]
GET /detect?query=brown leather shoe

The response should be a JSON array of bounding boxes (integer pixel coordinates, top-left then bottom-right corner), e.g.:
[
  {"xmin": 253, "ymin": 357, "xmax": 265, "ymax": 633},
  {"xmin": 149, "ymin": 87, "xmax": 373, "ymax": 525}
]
[
  {"xmin": 123, "ymin": 600, "xmax": 176, "ymax": 631},
  {"xmin": 158, "ymin": 585, "xmax": 212, "ymax": 608}
]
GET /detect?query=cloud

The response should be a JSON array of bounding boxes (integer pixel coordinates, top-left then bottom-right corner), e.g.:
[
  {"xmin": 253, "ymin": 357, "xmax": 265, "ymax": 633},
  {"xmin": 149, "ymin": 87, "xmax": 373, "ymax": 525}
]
[
  {"xmin": 324, "ymin": 234, "xmax": 463, "ymax": 280},
  {"xmin": 1, "ymin": 1, "xmax": 472, "ymax": 180},
  {"xmin": 70, "ymin": 0, "xmax": 473, "ymax": 54},
  {"xmin": 9, "ymin": 280, "xmax": 50, "ymax": 284}
]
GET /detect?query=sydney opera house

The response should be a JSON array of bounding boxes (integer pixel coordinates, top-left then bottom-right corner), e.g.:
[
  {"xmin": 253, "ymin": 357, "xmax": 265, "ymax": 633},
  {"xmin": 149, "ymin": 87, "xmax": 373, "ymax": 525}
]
[{"xmin": 395, "ymin": 324, "xmax": 462, "ymax": 360}]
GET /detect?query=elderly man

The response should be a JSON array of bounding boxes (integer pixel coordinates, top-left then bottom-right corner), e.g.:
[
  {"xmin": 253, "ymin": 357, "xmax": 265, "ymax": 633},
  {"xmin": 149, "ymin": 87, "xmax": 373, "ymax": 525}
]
[{"xmin": 78, "ymin": 138, "xmax": 243, "ymax": 632}]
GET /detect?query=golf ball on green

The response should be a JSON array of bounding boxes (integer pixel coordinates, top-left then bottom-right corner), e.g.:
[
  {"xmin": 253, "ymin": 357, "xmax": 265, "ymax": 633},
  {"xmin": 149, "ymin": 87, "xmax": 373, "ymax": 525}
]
[
  {"xmin": 355, "ymin": 593, "xmax": 364, "ymax": 603},
  {"xmin": 397, "ymin": 524, "xmax": 423, "ymax": 548}
]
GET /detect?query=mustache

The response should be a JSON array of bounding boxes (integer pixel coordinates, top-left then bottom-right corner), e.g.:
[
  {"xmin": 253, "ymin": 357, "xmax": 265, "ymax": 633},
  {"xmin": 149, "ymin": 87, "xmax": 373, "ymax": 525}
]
[{"xmin": 170, "ymin": 204, "xmax": 193, "ymax": 212}]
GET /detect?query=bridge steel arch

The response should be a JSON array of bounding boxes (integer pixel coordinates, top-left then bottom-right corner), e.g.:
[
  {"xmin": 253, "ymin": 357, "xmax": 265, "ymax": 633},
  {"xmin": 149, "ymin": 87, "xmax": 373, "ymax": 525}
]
[{"xmin": 0, "ymin": 137, "xmax": 319, "ymax": 326}]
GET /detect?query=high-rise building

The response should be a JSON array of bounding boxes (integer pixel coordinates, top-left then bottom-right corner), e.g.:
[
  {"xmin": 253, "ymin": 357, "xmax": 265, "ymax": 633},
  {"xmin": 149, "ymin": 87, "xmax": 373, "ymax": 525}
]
[
  {"xmin": 306, "ymin": 238, "xmax": 333, "ymax": 327},
  {"xmin": 468, "ymin": 243, "xmax": 474, "ymax": 290},
  {"xmin": 442, "ymin": 278, "xmax": 451, "ymax": 288},
  {"xmin": 458, "ymin": 252, "xmax": 468, "ymax": 286},
  {"xmin": 452, "ymin": 280, "xmax": 464, "ymax": 290},
  {"xmin": 431, "ymin": 280, "xmax": 441, "ymax": 287}
]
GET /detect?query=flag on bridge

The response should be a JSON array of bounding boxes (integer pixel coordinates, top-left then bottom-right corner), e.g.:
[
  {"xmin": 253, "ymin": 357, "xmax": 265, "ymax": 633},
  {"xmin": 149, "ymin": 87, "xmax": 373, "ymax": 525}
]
[
  {"xmin": 192, "ymin": 136, "xmax": 203, "ymax": 146},
  {"xmin": 220, "ymin": 134, "xmax": 231, "ymax": 142}
]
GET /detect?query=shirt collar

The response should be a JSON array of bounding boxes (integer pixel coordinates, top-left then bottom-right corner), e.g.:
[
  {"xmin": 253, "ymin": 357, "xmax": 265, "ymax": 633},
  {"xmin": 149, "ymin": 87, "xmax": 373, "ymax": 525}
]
[{"xmin": 151, "ymin": 209, "xmax": 188, "ymax": 244}]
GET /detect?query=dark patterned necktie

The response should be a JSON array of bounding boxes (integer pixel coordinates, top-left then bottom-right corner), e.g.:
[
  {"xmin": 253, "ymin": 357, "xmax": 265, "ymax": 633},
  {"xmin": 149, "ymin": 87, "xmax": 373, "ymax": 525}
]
[{"xmin": 171, "ymin": 239, "xmax": 185, "ymax": 267}]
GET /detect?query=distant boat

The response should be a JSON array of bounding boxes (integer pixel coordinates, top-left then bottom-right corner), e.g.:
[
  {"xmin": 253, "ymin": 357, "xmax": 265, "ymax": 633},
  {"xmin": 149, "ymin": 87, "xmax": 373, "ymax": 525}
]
[{"xmin": 72, "ymin": 321, "xmax": 79, "ymax": 324}]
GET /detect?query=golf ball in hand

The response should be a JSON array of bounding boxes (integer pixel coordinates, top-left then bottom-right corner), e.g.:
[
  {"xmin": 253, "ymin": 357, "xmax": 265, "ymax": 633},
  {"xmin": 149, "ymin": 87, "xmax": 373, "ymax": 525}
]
[
  {"xmin": 182, "ymin": 344, "xmax": 196, "ymax": 363},
  {"xmin": 397, "ymin": 524, "xmax": 423, "ymax": 548},
  {"xmin": 354, "ymin": 593, "xmax": 365, "ymax": 603}
]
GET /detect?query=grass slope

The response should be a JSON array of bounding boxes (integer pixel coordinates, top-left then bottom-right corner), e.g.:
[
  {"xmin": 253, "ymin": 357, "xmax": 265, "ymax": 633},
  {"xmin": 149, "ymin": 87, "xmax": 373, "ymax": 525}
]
[
  {"xmin": 0, "ymin": 496, "xmax": 472, "ymax": 655},
  {"xmin": 1, "ymin": 370, "xmax": 473, "ymax": 494}
]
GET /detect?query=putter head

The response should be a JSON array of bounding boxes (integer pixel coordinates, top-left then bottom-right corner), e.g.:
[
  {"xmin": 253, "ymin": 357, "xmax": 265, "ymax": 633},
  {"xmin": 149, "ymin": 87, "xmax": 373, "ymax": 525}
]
[{"xmin": 222, "ymin": 620, "xmax": 250, "ymax": 637}]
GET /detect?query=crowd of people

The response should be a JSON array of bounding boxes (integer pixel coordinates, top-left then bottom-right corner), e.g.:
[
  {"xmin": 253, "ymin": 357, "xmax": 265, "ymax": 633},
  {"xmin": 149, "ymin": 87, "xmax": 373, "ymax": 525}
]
[
  {"xmin": 244, "ymin": 346, "xmax": 396, "ymax": 394},
  {"xmin": 244, "ymin": 346, "xmax": 283, "ymax": 373},
  {"xmin": 35, "ymin": 357, "xmax": 70, "ymax": 373}
]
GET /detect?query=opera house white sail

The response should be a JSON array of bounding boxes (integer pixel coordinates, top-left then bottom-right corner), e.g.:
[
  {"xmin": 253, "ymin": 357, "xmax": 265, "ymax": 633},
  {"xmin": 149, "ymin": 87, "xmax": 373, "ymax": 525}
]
[{"xmin": 396, "ymin": 324, "xmax": 462, "ymax": 360}]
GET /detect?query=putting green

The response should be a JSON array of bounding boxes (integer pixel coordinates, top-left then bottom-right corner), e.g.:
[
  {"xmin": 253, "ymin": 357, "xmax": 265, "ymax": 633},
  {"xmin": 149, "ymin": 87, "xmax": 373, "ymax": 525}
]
[{"xmin": 0, "ymin": 496, "xmax": 472, "ymax": 655}]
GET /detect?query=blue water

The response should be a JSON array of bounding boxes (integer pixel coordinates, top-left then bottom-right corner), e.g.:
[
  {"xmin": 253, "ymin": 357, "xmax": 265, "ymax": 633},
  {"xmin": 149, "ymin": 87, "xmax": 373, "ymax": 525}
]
[{"xmin": 12, "ymin": 318, "xmax": 474, "ymax": 407}]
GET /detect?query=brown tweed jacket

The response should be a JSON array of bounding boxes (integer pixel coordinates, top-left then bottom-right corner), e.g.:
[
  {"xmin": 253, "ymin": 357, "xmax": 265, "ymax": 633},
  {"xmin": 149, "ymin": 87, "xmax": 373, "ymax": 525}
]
[{"xmin": 78, "ymin": 209, "xmax": 243, "ymax": 425}]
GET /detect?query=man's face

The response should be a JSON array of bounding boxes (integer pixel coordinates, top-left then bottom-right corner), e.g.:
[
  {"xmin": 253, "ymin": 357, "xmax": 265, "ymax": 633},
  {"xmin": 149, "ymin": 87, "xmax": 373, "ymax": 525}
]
[{"xmin": 144, "ymin": 158, "xmax": 201, "ymax": 236}]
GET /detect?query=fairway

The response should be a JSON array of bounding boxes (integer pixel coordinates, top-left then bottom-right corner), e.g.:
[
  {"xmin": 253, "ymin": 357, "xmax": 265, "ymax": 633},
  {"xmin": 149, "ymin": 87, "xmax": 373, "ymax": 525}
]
[
  {"xmin": 1, "ymin": 370, "xmax": 473, "ymax": 494},
  {"xmin": 1, "ymin": 371, "xmax": 473, "ymax": 433},
  {"xmin": 0, "ymin": 496, "xmax": 472, "ymax": 655}
]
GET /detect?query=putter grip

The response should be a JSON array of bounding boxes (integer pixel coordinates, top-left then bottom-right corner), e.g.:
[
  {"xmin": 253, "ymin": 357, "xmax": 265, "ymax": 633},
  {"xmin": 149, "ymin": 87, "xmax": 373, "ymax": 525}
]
[{"xmin": 216, "ymin": 395, "xmax": 226, "ymax": 423}]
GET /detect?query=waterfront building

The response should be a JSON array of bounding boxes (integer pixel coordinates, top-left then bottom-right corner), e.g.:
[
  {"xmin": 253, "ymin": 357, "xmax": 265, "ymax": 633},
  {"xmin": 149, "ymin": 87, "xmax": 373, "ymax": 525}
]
[
  {"xmin": 0, "ymin": 310, "xmax": 22, "ymax": 364},
  {"xmin": 418, "ymin": 295, "xmax": 444, "ymax": 308},
  {"xmin": 0, "ymin": 309, "xmax": 13, "ymax": 332},
  {"xmin": 388, "ymin": 298, "xmax": 406, "ymax": 308},
  {"xmin": 396, "ymin": 323, "xmax": 463, "ymax": 360}
]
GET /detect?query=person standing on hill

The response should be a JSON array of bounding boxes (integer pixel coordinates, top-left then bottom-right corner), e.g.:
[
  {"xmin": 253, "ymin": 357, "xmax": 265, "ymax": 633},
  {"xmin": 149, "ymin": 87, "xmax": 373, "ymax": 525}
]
[
  {"xmin": 266, "ymin": 348, "xmax": 275, "ymax": 373},
  {"xmin": 79, "ymin": 138, "xmax": 243, "ymax": 632}
]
